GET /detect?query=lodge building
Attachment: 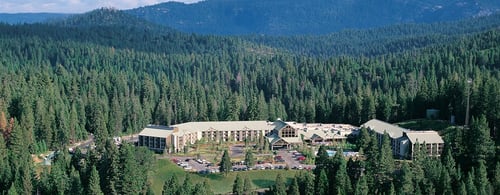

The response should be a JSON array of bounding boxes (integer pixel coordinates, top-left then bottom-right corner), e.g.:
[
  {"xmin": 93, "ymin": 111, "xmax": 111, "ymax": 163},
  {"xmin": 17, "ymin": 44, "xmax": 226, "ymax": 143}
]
[
  {"xmin": 361, "ymin": 119, "xmax": 444, "ymax": 159},
  {"xmin": 138, "ymin": 119, "xmax": 357, "ymax": 153}
]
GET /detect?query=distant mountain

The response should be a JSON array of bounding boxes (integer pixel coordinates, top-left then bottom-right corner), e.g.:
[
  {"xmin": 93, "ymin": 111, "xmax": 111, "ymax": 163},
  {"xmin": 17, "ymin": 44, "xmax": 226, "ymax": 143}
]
[
  {"xmin": 243, "ymin": 13, "xmax": 500, "ymax": 57},
  {"xmin": 127, "ymin": 0, "xmax": 500, "ymax": 35},
  {"xmin": 48, "ymin": 8, "xmax": 174, "ymax": 33},
  {"xmin": 0, "ymin": 13, "xmax": 71, "ymax": 24},
  {"xmin": 2, "ymin": 8, "xmax": 259, "ymax": 56}
]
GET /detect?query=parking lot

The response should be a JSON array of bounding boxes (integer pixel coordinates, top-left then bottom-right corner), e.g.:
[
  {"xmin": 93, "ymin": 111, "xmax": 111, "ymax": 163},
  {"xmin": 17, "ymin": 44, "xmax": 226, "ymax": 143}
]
[{"xmin": 170, "ymin": 148, "xmax": 315, "ymax": 174}]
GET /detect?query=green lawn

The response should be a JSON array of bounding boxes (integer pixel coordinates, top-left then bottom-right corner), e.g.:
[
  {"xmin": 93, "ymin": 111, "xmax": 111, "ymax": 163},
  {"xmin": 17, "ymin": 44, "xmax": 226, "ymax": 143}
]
[{"xmin": 150, "ymin": 158, "xmax": 299, "ymax": 194}]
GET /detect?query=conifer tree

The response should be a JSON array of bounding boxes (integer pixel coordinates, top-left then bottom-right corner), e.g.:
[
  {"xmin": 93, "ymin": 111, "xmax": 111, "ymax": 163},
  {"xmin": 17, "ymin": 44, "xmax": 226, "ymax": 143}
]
[
  {"xmin": 118, "ymin": 143, "xmax": 141, "ymax": 194},
  {"xmin": 288, "ymin": 177, "xmax": 300, "ymax": 195},
  {"xmin": 68, "ymin": 168, "xmax": 83, "ymax": 195},
  {"xmin": 233, "ymin": 174, "xmax": 244, "ymax": 195},
  {"xmin": 7, "ymin": 183, "xmax": 17, "ymax": 195},
  {"xmin": 0, "ymin": 135, "xmax": 11, "ymax": 191},
  {"xmin": 374, "ymin": 132, "xmax": 394, "ymax": 193},
  {"xmin": 244, "ymin": 149, "xmax": 254, "ymax": 168},
  {"xmin": 87, "ymin": 165, "xmax": 104, "ymax": 195},
  {"xmin": 457, "ymin": 181, "xmax": 467, "ymax": 195},
  {"xmin": 397, "ymin": 162, "xmax": 413, "ymax": 194},
  {"xmin": 465, "ymin": 170, "xmax": 477, "ymax": 195},
  {"xmin": 465, "ymin": 115, "xmax": 494, "ymax": 167},
  {"xmin": 333, "ymin": 155, "xmax": 351, "ymax": 195},
  {"xmin": 354, "ymin": 175, "xmax": 368, "ymax": 195},
  {"xmin": 243, "ymin": 176, "xmax": 252, "ymax": 193},
  {"xmin": 494, "ymin": 162, "xmax": 500, "ymax": 195},
  {"xmin": 162, "ymin": 176, "xmax": 178, "ymax": 195},
  {"xmin": 316, "ymin": 169, "xmax": 329, "ymax": 195},
  {"xmin": 314, "ymin": 145, "xmax": 329, "ymax": 175},
  {"xmin": 219, "ymin": 149, "xmax": 232, "ymax": 175},
  {"xmin": 438, "ymin": 166, "xmax": 453, "ymax": 195},
  {"xmin": 193, "ymin": 180, "xmax": 213, "ymax": 195},
  {"xmin": 297, "ymin": 171, "xmax": 315, "ymax": 195},
  {"xmin": 475, "ymin": 160, "xmax": 491, "ymax": 195},
  {"xmin": 272, "ymin": 173, "xmax": 287, "ymax": 195},
  {"xmin": 180, "ymin": 174, "xmax": 193, "ymax": 195}
]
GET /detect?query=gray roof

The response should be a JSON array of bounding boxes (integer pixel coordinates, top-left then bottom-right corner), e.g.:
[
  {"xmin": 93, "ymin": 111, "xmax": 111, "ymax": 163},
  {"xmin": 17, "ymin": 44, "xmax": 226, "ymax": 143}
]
[
  {"xmin": 139, "ymin": 125, "xmax": 174, "ymax": 137},
  {"xmin": 172, "ymin": 121, "xmax": 275, "ymax": 133},
  {"xmin": 273, "ymin": 120, "xmax": 288, "ymax": 131},
  {"xmin": 405, "ymin": 131, "xmax": 444, "ymax": 144},
  {"xmin": 361, "ymin": 119, "xmax": 408, "ymax": 139}
]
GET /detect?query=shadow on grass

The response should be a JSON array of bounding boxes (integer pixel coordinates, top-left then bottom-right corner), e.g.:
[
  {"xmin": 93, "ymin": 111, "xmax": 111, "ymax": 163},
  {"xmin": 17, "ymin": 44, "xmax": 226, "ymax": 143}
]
[
  {"xmin": 203, "ymin": 173, "xmax": 226, "ymax": 181},
  {"xmin": 252, "ymin": 179, "xmax": 275, "ymax": 188}
]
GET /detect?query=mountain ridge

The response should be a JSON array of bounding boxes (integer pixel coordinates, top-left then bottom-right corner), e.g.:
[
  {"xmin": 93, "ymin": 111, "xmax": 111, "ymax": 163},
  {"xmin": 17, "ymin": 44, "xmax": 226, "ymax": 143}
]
[
  {"xmin": 1, "ymin": 0, "xmax": 499, "ymax": 35},
  {"xmin": 127, "ymin": 0, "xmax": 500, "ymax": 35}
]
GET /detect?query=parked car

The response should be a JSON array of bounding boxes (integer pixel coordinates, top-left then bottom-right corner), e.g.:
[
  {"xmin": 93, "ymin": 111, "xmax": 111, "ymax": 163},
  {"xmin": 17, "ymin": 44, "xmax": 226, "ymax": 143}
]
[{"xmin": 296, "ymin": 156, "xmax": 306, "ymax": 161}]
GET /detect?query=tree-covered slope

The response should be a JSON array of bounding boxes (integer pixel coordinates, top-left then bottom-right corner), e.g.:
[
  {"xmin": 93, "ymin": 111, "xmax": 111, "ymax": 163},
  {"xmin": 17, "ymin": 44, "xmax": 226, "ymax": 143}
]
[
  {"xmin": 127, "ymin": 0, "xmax": 500, "ymax": 35},
  {"xmin": 0, "ymin": 13, "xmax": 71, "ymax": 24},
  {"xmin": 243, "ymin": 13, "xmax": 500, "ymax": 57},
  {"xmin": 0, "ymin": 9, "xmax": 499, "ymax": 194}
]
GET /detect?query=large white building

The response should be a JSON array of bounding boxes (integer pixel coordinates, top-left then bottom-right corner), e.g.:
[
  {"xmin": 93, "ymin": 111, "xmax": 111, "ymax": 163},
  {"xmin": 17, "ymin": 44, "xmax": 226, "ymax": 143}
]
[
  {"xmin": 138, "ymin": 120, "xmax": 358, "ymax": 153},
  {"xmin": 361, "ymin": 119, "xmax": 444, "ymax": 159},
  {"xmin": 139, "ymin": 121, "xmax": 275, "ymax": 153}
]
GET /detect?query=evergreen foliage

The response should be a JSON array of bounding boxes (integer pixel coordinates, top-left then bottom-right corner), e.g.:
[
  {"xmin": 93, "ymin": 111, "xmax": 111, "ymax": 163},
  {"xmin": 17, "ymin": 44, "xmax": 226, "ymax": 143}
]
[
  {"xmin": 0, "ymin": 8, "xmax": 498, "ymax": 195},
  {"xmin": 219, "ymin": 149, "xmax": 232, "ymax": 175}
]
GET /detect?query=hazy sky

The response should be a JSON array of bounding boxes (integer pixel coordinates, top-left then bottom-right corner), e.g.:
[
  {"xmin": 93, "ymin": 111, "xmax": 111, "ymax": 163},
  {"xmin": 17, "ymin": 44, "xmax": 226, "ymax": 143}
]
[{"xmin": 0, "ymin": 0, "xmax": 202, "ymax": 13}]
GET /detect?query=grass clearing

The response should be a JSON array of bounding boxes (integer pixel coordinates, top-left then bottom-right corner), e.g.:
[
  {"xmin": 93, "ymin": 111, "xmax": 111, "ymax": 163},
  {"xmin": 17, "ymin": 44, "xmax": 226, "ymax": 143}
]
[{"xmin": 150, "ymin": 158, "xmax": 299, "ymax": 194}]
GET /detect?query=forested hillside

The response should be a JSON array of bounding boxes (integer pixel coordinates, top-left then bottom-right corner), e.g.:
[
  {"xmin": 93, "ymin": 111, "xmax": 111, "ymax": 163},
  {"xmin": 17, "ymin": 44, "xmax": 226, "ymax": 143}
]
[
  {"xmin": 0, "ymin": 9, "xmax": 499, "ymax": 194},
  {"xmin": 127, "ymin": 0, "xmax": 500, "ymax": 35},
  {"xmin": 243, "ymin": 13, "xmax": 500, "ymax": 57}
]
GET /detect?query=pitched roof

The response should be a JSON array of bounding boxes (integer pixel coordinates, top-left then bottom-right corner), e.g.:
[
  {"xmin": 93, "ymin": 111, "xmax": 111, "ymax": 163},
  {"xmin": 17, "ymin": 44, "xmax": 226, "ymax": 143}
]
[
  {"xmin": 361, "ymin": 119, "xmax": 408, "ymax": 139},
  {"xmin": 404, "ymin": 131, "xmax": 444, "ymax": 144},
  {"xmin": 139, "ymin": 125, "xmax": 174, "ymax": 137}
]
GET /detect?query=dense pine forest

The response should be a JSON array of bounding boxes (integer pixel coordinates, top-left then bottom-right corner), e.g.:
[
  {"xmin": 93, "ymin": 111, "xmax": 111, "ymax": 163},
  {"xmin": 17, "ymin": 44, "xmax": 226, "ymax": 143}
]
[{"xmin": 0, "ymin": 9, "xmax": 499, "ymax": 194}]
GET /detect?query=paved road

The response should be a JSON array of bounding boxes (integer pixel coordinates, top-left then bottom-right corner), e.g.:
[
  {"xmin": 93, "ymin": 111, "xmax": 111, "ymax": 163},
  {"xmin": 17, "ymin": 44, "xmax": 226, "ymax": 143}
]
[{"xmin": 68, "ymin": 133, "xmax": 139, "ymax": 153}]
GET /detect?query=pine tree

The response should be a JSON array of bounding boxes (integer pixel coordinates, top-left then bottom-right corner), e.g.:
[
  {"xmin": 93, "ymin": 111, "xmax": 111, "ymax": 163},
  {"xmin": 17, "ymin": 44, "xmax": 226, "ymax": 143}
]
[
  {"xmin": 0, "ymin": 135, "xmax": 11, "ymax": 191},
  {"xmin": 397, "ymin": 162, "xmax": 413, "ymax": 194},
  {"xmin": 243, "ymin": 176, "xmax": 253, "ymax": 193},
  {"xmin": 314, "ymin": 145, "xmax": 329, "ymax": 175},
  {"xmin": 374, "ymin": 132, "xmax": 394, "ymax": 193},
  {"xmin": 354, "ymin": 175, "xmax": 368, "ymax": 195},
  {"xmin": 118, "ymin": 143, "xmax": 141, "ymax": 194},
  {"xmin": 465, "ymin": 115, "xmax": 494, "ymax": 167},
  {"xmin": 457, "ymin": 180, "xmax": 467, "ymax": 195},
  {"xmin": 356, "ymin": 127, "xmax": 371, "ymax": 154},
  {"xmin": 288, "ymin": 177, "xmax": 300, "ymax": 195},
  {"xmin": 7, "ymin": 183, "xmax": 18, "ymax": 195},
  {"xmin": 179, "ymin": 174, "xmax": 193, "ymax": 195},
  {"xmin": 245, "ymin": 150, "xmax": 255, "ymax": 168},
  {"xmin": 87, "ymin": 165, "xmax": 104, "ymax": 195},
  {"xmin": 68, "ymin": 168, "xmax": 83, "ymax": 195},
  {"xmin": 465, "ymin": 170, "xmax": 477, "ymax": 195},
  {"xmin": 316, "ymin": 169, "xmax": 329, "ymax": 195},
  {"xmin": 219, "ymin": 149, "xmax": 232, "ymax": 175},
  {"xmin": 0, "ymin": 111, "xmax": 7, "ymax": 133},
  {"xmin": 233, "ymin": 174, "xmax": 244, "ymax": 195},
  {"xmin": 272, "ymin": 173, "xmax": 287, "ymax": 195},
  {"xmin": 162, "ymin": 176, "xmax": 178, "ymax": 195},
  {"xmin": 193, "ymin": 180, "xmax": 213, "ymax": 195},
  {"xmin": 438, "ymin": 166, "xmax": 453, "ymax": 195},
  {"xmin": 494, "ymin": 162, "xmax": 500, "ymax": 195},
  {"xmin": 298, "ymin": 171, "xmax": 315, "ymax": 195},
  {"xmin": 333, "ymin": 155, "xmax": 351, "ymax": 195},
  {"xmin": 475, "ymin": 160, "xmax": 491, "ymax": 195}
]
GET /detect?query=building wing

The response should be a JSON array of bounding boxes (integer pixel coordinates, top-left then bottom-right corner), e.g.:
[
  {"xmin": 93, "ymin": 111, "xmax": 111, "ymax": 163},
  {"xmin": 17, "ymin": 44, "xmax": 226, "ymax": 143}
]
[{"xmin": 361, "ymin": 119, "xmax": 407, "ymax": 139}]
